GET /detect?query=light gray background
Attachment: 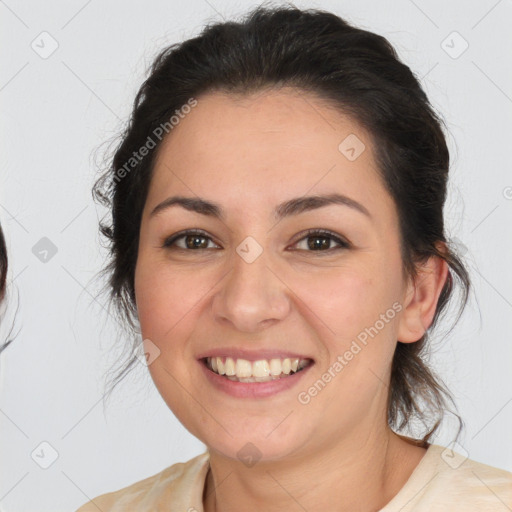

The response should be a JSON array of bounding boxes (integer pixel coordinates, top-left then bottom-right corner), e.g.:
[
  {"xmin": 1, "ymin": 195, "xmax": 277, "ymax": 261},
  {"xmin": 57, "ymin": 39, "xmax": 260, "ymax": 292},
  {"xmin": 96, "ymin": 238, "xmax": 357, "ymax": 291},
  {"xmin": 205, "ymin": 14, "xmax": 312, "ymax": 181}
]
[{"xmin": 1, "ymin": 0, "xmax": 511, "ymax": 511}]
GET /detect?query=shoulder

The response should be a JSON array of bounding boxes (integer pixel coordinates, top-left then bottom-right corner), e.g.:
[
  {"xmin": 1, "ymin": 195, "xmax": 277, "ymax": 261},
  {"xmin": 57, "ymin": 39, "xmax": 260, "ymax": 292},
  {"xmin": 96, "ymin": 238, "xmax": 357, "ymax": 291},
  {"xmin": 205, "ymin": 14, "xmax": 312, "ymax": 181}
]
[
  {"xmin": 410, "ymin": 444, "xmax": 512, "ymax": 511},
  {"xmin": 74, "ymin": 451, "xmax": 210, "ymax": 512}
]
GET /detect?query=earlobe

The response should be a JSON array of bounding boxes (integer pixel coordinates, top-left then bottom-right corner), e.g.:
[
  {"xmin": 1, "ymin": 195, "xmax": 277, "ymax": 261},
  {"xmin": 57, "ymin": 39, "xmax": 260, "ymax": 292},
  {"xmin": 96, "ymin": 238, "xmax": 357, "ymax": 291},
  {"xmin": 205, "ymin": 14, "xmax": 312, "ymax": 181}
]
[{"xmin": 397, "ymin": 247, "xmax": 449, "ymax": 344}]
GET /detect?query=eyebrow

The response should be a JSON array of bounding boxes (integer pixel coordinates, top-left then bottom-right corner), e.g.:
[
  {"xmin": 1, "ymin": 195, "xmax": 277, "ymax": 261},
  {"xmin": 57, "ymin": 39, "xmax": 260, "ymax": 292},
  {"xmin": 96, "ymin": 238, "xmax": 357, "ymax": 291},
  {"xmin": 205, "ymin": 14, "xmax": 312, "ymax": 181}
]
[{"xmin": 149, "ymin": 193, "xmax": 371, "ymax": 221}]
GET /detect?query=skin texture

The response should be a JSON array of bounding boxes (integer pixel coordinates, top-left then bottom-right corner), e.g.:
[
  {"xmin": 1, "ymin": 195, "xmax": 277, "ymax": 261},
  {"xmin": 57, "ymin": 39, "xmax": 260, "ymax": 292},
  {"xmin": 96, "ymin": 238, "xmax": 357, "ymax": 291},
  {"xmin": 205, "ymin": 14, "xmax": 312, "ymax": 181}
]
[{"xmin": 134, "ymin": 87, "xmax": 448, "ymax": 512}]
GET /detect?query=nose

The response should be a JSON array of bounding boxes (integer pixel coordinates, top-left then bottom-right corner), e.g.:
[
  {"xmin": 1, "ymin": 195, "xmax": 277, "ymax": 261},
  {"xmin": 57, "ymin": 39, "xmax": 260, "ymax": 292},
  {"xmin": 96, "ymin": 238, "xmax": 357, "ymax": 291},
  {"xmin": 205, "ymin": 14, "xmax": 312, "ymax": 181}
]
[{"xmin": 211, "ymin": 247, "xmax": 291, "ymax": 333}]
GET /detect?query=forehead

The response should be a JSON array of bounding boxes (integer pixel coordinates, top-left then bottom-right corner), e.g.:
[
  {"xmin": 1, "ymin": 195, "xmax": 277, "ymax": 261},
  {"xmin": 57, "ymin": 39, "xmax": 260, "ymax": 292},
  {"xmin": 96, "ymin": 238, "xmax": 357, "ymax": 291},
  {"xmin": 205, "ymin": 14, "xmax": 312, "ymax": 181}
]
[{"xmin": 148, "ymin": 88, "xmax": 394, "ymax": 223}]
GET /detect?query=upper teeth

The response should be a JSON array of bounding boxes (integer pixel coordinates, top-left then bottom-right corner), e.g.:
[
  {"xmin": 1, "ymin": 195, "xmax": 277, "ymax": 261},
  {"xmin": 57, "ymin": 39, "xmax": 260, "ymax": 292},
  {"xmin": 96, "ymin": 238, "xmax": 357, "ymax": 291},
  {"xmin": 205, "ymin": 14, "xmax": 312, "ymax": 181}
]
[{"xmin": 206, "ymin": 357, "xmax": 310, "ymax": 378}]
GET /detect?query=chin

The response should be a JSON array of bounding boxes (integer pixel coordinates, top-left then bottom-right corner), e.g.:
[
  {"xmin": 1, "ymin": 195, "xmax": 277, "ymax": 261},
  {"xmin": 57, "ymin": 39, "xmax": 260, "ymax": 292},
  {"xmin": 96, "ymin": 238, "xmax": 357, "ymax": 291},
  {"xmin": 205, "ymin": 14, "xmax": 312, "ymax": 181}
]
[{"xmin": 200, "ymin": 423, "xmax": 308, "ymax": 465}]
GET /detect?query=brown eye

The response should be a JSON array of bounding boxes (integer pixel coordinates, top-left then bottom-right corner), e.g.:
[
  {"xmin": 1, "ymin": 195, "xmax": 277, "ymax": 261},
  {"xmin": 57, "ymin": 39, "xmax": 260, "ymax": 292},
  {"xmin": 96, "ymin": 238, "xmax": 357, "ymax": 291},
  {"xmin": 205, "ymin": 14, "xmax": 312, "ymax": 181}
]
[
  {"xmin": 163, "ymin": 230, "xmax": 220, "ymax": 251},
  {"xmin": 291, "ymin": 229, "xmax": 350, "ymax": 253}
]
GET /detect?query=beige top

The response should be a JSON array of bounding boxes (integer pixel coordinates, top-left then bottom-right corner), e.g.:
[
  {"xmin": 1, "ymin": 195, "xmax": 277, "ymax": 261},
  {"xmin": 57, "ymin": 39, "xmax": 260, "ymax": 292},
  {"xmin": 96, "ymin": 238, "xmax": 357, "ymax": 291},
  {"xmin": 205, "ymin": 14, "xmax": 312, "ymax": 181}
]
[{"xmin": 75, "ymin": 443, "xmax": 512, "ymax": 511}]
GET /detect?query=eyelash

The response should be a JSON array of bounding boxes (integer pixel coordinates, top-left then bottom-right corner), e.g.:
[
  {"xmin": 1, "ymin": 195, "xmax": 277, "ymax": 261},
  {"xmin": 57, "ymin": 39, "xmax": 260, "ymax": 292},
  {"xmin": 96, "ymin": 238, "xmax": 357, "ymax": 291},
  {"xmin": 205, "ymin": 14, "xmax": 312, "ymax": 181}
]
[{"xmin": 162, "ymin": 228, "xmax": 351, "ymax": 254}]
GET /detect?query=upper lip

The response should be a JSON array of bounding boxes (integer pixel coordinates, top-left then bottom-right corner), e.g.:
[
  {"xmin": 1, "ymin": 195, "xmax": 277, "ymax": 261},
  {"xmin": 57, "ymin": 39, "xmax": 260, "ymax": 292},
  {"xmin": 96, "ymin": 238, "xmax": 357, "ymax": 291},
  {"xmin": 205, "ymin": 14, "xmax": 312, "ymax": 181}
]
[{"xmin": 197, "ymin": 348, "xmax": 314, "ymax": 362}]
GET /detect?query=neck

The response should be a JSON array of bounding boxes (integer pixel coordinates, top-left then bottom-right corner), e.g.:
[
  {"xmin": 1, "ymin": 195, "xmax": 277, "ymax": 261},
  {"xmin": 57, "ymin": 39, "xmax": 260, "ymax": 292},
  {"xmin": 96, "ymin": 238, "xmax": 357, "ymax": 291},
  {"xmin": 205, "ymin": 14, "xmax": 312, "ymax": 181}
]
[{"xmin": 202, "ymin": 427, "xmax": 428, "ymax": 512}]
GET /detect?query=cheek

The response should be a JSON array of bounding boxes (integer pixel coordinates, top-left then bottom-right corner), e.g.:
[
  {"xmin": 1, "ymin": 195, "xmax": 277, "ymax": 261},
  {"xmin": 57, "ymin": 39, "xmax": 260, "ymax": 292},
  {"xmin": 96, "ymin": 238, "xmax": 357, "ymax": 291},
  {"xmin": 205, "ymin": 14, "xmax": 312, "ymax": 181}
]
[
  {"xmin": 135, "ymin": 267, "xmax": 180, "ymax": 339},
  {"xmin": 290, "ymin": 262, "xmax": 402, "ymax": 393},
  {"xmin": 293, "ymin": 266, "xmax": 389, "ymax": 337},
  {"xmin": 134, "ymin": 256, "xmax": 218, "ymax": 342}
]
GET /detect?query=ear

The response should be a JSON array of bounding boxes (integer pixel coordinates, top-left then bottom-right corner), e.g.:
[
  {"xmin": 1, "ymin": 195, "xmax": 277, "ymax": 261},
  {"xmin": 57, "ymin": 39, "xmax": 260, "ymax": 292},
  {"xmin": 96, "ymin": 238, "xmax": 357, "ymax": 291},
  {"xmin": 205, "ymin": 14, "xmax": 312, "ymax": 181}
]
[{"xmin": 397, "ymin": 243, "xmax": 449, "ymax": 343}]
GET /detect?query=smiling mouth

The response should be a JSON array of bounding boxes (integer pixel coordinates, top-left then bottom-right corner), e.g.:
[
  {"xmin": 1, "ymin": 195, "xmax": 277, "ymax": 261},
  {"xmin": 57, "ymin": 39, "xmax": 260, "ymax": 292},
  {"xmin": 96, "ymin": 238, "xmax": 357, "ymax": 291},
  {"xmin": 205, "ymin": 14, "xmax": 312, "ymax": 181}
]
[{"xmin": 202, "ymin": 356, "xmax": 314, "ymax": 383}]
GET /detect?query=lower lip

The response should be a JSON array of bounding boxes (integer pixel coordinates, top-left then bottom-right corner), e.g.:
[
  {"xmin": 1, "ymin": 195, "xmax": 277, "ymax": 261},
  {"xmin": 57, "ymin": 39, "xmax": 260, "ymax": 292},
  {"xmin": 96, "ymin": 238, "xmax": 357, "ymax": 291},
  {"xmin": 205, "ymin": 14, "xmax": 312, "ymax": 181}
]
[{"xmin": 198, "ymin": 359, "xmax": 314, "ymax": 399}]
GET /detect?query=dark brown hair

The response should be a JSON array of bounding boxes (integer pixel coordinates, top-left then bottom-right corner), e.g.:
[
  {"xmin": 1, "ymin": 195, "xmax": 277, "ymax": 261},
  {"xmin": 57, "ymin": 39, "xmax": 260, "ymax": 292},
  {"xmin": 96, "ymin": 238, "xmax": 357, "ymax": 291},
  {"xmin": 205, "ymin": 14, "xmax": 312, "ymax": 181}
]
[
  {"xmin": 0, "ymin": 223, "xmax": 15, "ymax": 355},
  {"xmin": 94, "ymin": 4, "xmax": 471, "ymax": 444},
  {"xmin": 0, "ymin": 225, "xmax": 6, "ymax": 303}
]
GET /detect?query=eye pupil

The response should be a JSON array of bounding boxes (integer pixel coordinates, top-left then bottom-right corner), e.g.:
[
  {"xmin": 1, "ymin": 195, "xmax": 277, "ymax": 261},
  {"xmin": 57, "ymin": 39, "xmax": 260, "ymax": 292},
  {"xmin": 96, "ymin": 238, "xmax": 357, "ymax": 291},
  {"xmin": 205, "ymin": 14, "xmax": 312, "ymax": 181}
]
[
  {"xmin": 186, "ymin": 235, "xmax": 208, "ymax": 249},
  {"xmin": 308, "ymin": 236, "xmax": 330, "ymax": 250}
]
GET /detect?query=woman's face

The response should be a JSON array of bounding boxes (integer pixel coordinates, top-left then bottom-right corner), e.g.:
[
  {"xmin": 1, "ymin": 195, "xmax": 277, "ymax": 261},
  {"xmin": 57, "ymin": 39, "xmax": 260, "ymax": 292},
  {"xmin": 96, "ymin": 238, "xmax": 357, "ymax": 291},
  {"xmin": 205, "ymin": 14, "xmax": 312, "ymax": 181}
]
[{"xmin": 134, "ymin": 88, "xmax": 416, "ymax": 461}]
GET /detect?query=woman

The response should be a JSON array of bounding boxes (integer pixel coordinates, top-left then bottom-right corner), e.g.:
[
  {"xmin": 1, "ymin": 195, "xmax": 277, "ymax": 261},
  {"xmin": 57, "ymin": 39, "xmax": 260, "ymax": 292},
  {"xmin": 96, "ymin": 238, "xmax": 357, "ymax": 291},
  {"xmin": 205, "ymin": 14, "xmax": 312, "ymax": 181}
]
[{"xmin": 76, "ymin": 5, "xmax": 512, "ymax": 511}]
